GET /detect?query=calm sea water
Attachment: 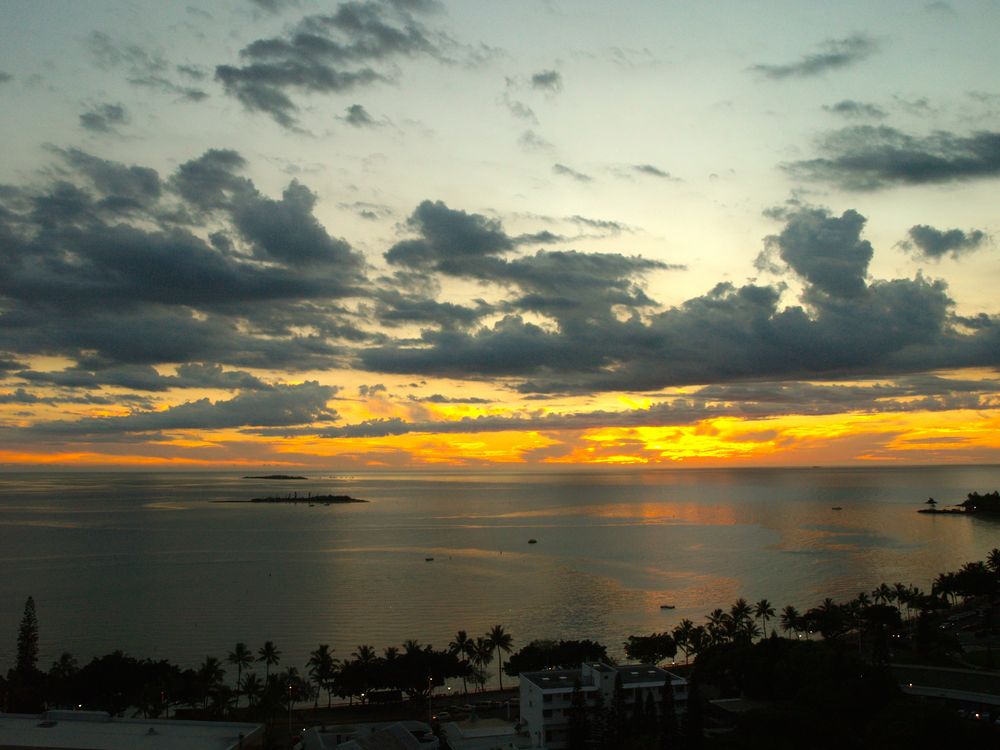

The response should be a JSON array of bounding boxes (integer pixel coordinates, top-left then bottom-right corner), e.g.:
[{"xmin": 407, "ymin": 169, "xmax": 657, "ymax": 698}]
[{"xmin": 1, "ymin": 466, "xmax": 998, "ymax": 679}]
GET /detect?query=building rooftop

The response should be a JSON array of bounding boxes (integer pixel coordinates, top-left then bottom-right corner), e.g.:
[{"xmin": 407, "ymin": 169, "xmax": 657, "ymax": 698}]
[
  {"xmin": 614, "ymin": 665, "xmax": 671, "ymax": 687},
  {"xmin": 519, "ymin": 669, "xmax": 583, "ymax": 690},
  {"xmin": 0, "ymin": 711, "xmax": 263, "ymax": 750}
]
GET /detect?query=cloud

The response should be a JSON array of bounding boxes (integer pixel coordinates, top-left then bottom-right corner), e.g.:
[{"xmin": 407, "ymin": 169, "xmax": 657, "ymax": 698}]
[
  {"xmin": 631, "ymin": 164, "xmax": 674, "ymax": 179},
  {"xmin": 339, "ymin": 200, "xmax": 393, "ymax": 220},
  {"xmin": 215, "ymin": 1, "xmax": 444, "ymax": 127},
  {"xmin": 531, "ymin": 69, "xmax": 562, "ymax": 93},
  {"xmin": 552, "ymin": 163, "xmax": 592, "ymax": 182},
  {"xmin": 0, "ymin": 147, "xmax": 368, "ymax": 373},
  {"xmin": 17, "ymin": 363, "xmax": 268, "ymax": 393},
  {"xmin": 518, "ymin": 129, "xmax": 552, "ymax": 151},
  {"xmin": 823, "ymin": 100, "xmax": 886, "ymax": 119},
  {"xmin": 901, "ymin": 225, "xmax": 988, "ymax": 260},
  {"xmin": 361, "ymin": 204, "xmax": 1000, "ymax": 393},
  {"xmin": 0, "ymin": 72, "xmax": 12, "ymax": 84},
  {"xmin": 21, "ymin": 382, "xmax": 338, "ymax": 438},
  {"xmin": 79, "ymin": 103, "xmax": 129, "ymax": 133},
  {"xmin": 344, "ymin": 103, "xmax": 378, "ymax": 127},
  {"xmin": 88, "ymin": 32, "xmax": 207, "ymax": 101},
  {"xmin": 751, "ymin": 35, "xmax": 878, "ymax": 79},
  {"xmin": 785, "ymin": 126, "xmax": 1000, "ymax": 190},
  {"xmin": 384, "ymin": 199, "xmax": 513, "ymax": 269},
  {"xmin": 759, "ymin": 207, "xmax": 873, "ymax": 298}
]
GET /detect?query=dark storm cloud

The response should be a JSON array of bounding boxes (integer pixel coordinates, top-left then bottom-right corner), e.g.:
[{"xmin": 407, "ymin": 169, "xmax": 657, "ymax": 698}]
[
  {"xmin": 344, "ymin": 103, "xmax": 377, "ymax": 127},
  {"xmin": 215, "ymin": 1, "xmax": 444, "ymax": 127},
  {"xmin": 531, "ymin": 69, "xmax": 562, "ymax": 93},
  {"xmin": 751, "ymin": 35, "xmax": 878, "ymax": 79},
  {"xmin": 362, "ymin": 205, "xmax": 1000, "ymax": 393},
  {"xmin": 901, "ymin": 225, "xmax": 988, "ymax": 260},
  {"xmin": 552, "ymin": 163, "xmax": 592, "ymax": 182},
  {"xmin": 0, "ymin": 147, "xmax": 367, "ymax": 372},
  {"xmin": 358, "ymin": 383, "xmax": 387, "ymax": 397},
  {"xmin": 79, "ymin": 103, "xmax": 129, "ymax": 133},
  {"xmin": 88, "ymin": 32, "xmax": 208, "ymax": 101},
  {"xmin": 823, "ymin": 100, "xmax": 886, "ymax": 119},
  {"xmin": 22, "ymin": 382, "xmax": 337, "ymax": 437},
  {"xmin": 786, "ymin": 126, "xmax": 1000, "ymax": 190}
]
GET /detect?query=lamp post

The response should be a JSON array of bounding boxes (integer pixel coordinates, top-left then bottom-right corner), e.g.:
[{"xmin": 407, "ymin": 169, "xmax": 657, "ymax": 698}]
[{"xmin": 428, "ymin": 675, "xmax": 433, "ymax": 724}]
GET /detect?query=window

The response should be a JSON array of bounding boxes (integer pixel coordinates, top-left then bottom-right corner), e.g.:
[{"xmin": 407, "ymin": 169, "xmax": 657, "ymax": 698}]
[{"xmin": 543, "ymin": 694, "xmax": 552, "ymax": 703}]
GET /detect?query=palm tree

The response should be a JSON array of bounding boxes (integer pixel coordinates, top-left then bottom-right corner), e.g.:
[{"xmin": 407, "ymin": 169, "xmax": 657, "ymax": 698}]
[
  {"xmin": 486, "ymin": 625, "xmax": 513, "ymax": 691},
  {"xmin": 753, "ymin": 599, "xmax": 775, "ymax": 639},
  {"xmin": 307, "ymin": 645, "xmax": 338, "ymax": 709},
  {"xmin": 471, "ymin": 637, "xmax": 493, "ymax": 692},
  {"xmin": 241, "ymin": 672, "xmax": 262, "ymax": 707},
  {"xmin": 197, "ymin": 656, "xmax": 226, "ymax": 709},
  {"xmin": 227, "ymin": 642, "xmax": 253, "ymax": 710},
  {"xmin": 872, "ymin": 583, "xmax": 894, "ymax": 606},
  {"xmin": 672, "ymin": 619, "xmax": 695, "ymax": 664},
  {"xmin": 780, "ymin": 605, "xmax": 801, "ymax": 638},
  {"xmin": 706, "ymin": 609, "xmax": 727, "ymax": 644},
  {"xmin": 449, "ymin": 630, "xmax": 473, "ymax": 694},
  {"xmin": 258, "ymin": 641, "xmax": 281, "ymax": 683},
  {"xmin": 730, "ymin": 598, "xmax": 754, "ymax": 641},
  {"xmin": 988, "ymin": 548, "xmax": 1000, "ymax": 574}
]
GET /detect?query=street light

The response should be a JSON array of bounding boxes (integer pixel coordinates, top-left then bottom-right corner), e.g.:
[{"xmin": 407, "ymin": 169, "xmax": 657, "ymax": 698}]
[{"xmin": 428, "ymin": 675, "xmax": 434, "ymax": 724}]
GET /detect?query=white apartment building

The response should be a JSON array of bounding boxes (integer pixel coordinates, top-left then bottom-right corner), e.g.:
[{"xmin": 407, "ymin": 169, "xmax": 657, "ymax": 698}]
[{"xmin": 518, "ymin": 663, "xmax": 687, "ymax": 749}]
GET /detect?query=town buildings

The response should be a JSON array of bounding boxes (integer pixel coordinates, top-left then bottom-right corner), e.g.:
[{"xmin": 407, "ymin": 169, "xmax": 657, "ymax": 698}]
[{"xmin": 518, "ymin": 662, "xmax": 687, "ymax": 749}]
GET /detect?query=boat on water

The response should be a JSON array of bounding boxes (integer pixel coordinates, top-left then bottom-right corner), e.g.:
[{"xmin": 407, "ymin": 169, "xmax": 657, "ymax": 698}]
[
  {"xmin": 660, "ymin": 604, "xmax": 676, "ymax": 609},
  {"xmin": 528, "ymin": 539, "xmax": 538, "ymax": 544},
  {"xmin": 831, "ymin": 506, "xmax": 843, "ymax": 511},
  {"xmin": 425, "ymin": 557, "xmax": 434, "ymax": 562}
]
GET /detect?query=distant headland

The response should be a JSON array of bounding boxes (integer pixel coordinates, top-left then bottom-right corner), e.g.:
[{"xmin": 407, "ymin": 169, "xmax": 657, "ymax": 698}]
[
  {"xmin": 242, "ymin": 474, "xmax": 308, "ymax": 480},
  {"xmin": 918, "ymin": 490, "xmax": 1000, "ymax": 515}
]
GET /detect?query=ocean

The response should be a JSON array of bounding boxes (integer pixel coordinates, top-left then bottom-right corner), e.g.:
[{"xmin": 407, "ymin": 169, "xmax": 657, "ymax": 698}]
[{"xmin": 1, "ymin": 465, "xmax": 998, "ymax": 679}]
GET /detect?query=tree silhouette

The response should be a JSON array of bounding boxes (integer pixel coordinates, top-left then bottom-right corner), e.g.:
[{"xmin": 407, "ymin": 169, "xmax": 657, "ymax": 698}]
[
  {"xmin": 486, "ymin": 625, "xmax": 513, "ymax": 690},
  {"xmin": 227, "ymin": 642, "xmax": 253, "ymax": 710},
  {"xmin": 15, "ymin": 596, "xmax": 39, "ymax": 675},
  {"xmin": 307, "ymin": 644, "xmax": 338, "ymax": 708},
  {"xmin": 754, "ymin": 599, "xmax": 775, "ymax": 639},
  {"xmin": 448, "ymin": 630, "xmax": 472, "ymax": 694},
  {"xmin": 257, "ymin": 641, "xmax": 281, "ymax": 683}
]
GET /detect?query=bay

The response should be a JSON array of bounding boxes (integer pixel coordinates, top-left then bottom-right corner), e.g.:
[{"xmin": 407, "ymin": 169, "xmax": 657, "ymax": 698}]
[{"xmin": 1, "ymin": 465, "xmax": 998, "ymax": 678}]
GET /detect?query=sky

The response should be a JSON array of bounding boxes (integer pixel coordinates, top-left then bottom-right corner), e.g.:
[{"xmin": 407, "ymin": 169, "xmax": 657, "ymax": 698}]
[{"xmin": 1, "ymin": 0, "xmax": 999, "ymax": 470}]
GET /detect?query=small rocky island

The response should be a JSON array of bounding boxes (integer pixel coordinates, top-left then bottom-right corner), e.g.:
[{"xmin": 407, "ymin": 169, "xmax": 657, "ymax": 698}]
[
  {"xmin": 918, "ymin": 491, "xmax": 1000, "ymax": 515},
  {"xmin": 216, "ymin": 493, "xmax": 367, "ymax": 505}
]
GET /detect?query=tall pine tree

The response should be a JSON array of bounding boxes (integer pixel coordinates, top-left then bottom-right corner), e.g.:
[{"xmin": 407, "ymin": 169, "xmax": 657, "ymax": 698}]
[{"xmin": 15, "ymin": 596, "xmax": 39, "ymax": 676}]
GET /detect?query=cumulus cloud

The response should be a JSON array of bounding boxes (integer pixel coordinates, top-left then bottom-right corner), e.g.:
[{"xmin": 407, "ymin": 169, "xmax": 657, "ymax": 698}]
[
  {"xmin": 901, "ymin": 225, "xmax": 988, "ymax": 259},
  {"xmin": 751, "ymin": 35, "xmax": 878, "ymax": 79},
  {"xmin": 759, "ymin": 207, "xmax": 873, "ymax": 298},
  {"xmin": 0, "ymin": 147, "xmax": 368, "ymax": 374},
  {"xmin": 362, "ymin": 204, "xmax": 1000, "ymax": 393},
  {"xmin": 215, "ymin": 1, "xmax": 444, "ymax": 127},
  {"xmin": 786, "ymin": 126, "xmax": 1000, "ymax": 190}
]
